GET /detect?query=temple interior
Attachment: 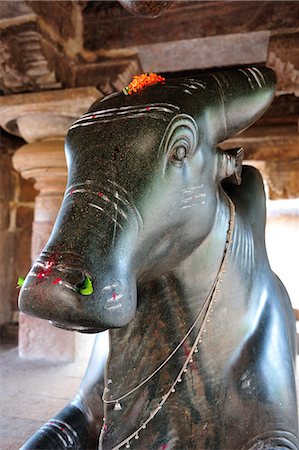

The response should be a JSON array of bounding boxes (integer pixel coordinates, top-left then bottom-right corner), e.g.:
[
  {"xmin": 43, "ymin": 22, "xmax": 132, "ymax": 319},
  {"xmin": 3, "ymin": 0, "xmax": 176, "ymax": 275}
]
[{"xmin": 0, "ymin": 1, "xmax": 298, "ymax": 449}]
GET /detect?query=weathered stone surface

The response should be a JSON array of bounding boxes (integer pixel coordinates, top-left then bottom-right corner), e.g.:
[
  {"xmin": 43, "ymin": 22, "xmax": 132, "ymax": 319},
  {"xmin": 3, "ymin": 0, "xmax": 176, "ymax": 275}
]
[
  {"xmin": 0, "ymin": 228, "xmax": 31, "ymax": 323},
  {"xmin": 0, "ymin": 230, "xmax": 15, "ymax": 324},
  {"xmin": 70, "ymin": 57, "xmax": 141, "ymax": 93},
  {"xmin": 31, "ymin": 221, "xmax": 58, "ymax": 261},
  {"xmin": 16, "ymin": 206, "xmax": 34, "ymax": 230},
  {"xmin": 263, "ymin": 95, "xmax": 299, "ymax": 122},
  {"xmin": 19, "ymin": 177, "xmax": 37, "ymax": 202},
  {"xmin": 0, "ymin": 0, "xmax": 33, "ymax": 20},
  {"xmin": 0, "ymin": 153, "xmax": 15, "ymax": 201},
  {"xmin": 0, "ymin": 19, "xmax": 61, "ymax": 95},
  {"xmin": 118, "ymin": 0, "xmax": 171, "ymax": 17},
  {"xmin": 12, "ymin": 139, "xmax": 70, "ymax": 360},
  {"xmin": 0, "ymin": 204, "xmax": 9, "ymax": 231},
  {"xmin": 268, "ymin": 33, "xmax": 299, "ymax": 96},
  {"xmin": 81, "ymin": 1, "xmax": 299, "ymax": 51},
  {"xmin": 138, "ymin": 31, "xmax": 269, "ymax": 73},
  {"xmin": 0, "ymin": 147, "xmax": 35, "ymax": 327},
  {"xmin": 0, "ymin": 130, "xmax": 24, "ymax": 155},
  {"xmin": 13, "ymin": 228, "xmax": 33, "ymax": 299},
  {"xmin": 27, "ymin": 0, "xmax": 78, "ymax": 42},
  {"xmin": 18, "ymin": 313, "xmax": 75, "ymax": 362},
  {"xmin": 221, "ymin": 124, "xmax": 299, "ymax": 162},
  {"xmin": 0, "ymin": 87, "xmax": 101, "ymax": 139},
  {"xmin": 2, "ymin": 0, "xmax": 298, "ymax": 97},
  {"xmin": 266, "ymin": 161, "xmax": 299, "ymax": 200},
  {"xmin": 12, "ymin": 140, "xmax": 67, "ymax": 193}
]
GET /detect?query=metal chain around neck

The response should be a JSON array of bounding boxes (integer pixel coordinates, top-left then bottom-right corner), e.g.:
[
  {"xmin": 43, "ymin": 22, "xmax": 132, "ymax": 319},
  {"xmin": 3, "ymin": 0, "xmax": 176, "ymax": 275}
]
[{"xmin": 102, "ymin": 194, "xmax": 235, "ymax": 450}]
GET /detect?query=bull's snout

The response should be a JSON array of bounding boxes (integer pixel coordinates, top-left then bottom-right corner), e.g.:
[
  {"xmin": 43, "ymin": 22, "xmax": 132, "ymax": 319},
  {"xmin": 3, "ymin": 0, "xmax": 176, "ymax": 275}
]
[
  {"xmin": 19, "ymin": 258, "xmax": 92, "ymax": 329},
  {"xmin": 19, "ymin": 253, "xmax": 137, "ymax": 332}
]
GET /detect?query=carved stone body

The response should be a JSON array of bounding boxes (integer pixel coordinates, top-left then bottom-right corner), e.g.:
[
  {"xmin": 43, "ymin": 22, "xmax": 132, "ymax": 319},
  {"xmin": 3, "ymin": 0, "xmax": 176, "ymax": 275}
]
[{"xmin": 19, "ymin": 67, "xmax": 298, "ymax": 449}]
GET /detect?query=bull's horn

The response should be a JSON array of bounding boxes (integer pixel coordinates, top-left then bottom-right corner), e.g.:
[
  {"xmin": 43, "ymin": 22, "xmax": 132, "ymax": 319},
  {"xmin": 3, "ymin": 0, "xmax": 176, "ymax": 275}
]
[{"xmin": 198, "ymin": 66, "xmax": 276, "ymax": 144}]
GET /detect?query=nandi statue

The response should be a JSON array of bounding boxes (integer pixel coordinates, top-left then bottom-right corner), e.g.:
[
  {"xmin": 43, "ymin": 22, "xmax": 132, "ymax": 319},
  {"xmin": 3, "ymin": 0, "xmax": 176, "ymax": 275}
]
[{"xmin": 19, "ymin": 67, "xmax": 298, "ymax": 450}]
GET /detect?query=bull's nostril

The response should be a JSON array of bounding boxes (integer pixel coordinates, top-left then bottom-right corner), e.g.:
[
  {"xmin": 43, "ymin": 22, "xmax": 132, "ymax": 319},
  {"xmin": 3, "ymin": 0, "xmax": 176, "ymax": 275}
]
[{"xmin": 76, "ymin": 276, "xmax": 94, "ymax": 296}]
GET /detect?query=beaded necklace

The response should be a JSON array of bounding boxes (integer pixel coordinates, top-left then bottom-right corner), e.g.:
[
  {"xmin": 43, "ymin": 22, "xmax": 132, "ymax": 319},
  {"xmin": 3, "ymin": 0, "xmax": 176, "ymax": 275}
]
[{"xmin": 101, "ymin": 195, "xmax": 235, "ymax": 449}]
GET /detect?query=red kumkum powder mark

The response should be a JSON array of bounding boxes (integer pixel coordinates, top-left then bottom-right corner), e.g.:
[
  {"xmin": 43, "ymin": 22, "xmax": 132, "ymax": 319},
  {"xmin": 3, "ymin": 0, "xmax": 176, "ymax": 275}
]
[
  {"xmin": 37, "ymin": 260, "xmax": 55, "ymax": 280},
  {"xmin": 103, "ymin": 423, "xmax": 108, "ymax": 431},
  {"xmin": 70, "ymin": 188, "xmax": 74, "ymax": 196},
  {"xmin": 98, "ymin": 192, "xmax": 104, "ymax": 197},
  {"xmin": 161, "ymin": 444, "xmax": 169, "ymax": 450},
  {"xmin": 183, "ymin": 342, "xmax": 190, "ymax": 358},
  {"xmin": 112, "ymin": 292, "xmax": 117, "ymax": 301},
  {"xmin": 146, "ymin": 106, "xmax": 150, "ymax": 111},
  {"xmin": 91, "ymin": 115, "xmax": 96, "ymax": 119},
  {"xmin": 37, "ymin": 272, "xmax": 46, "ymax": 279},
  {"xmin": 52, "ymin": 277, "xmax": 62, "ymax": 285}
]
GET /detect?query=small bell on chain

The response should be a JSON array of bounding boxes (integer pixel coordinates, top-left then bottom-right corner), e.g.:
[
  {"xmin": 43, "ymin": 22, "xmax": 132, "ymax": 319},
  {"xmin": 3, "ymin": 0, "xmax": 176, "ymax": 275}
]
[{"xmin": 114, "ymin": 401, "xmax": 122, "ymax": 411}]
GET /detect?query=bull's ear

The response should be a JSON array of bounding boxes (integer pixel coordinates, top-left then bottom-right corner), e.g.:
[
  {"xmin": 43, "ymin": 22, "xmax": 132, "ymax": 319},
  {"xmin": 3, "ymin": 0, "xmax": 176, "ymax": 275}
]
[{"xmin": 217, "ymin": 147, "xmax": 244, "ymax": 185}]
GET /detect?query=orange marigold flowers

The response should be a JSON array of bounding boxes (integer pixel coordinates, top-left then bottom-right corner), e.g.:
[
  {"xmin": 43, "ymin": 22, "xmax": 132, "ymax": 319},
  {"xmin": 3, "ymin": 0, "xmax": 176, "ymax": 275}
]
[{"xmin": 123, "ymin": 72, "xmax": 165, "ymax": 95}]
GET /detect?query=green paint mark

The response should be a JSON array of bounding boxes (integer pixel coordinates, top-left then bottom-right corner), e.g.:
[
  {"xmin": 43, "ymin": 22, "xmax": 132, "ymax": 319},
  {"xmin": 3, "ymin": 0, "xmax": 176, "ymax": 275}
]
[
  {"xmin": 79, "ymin": 277, "xmax": 93, "ymax": 296},
  {"xmin": 17, "ymin": 277, "xmax": 24, "ymax": 287}
]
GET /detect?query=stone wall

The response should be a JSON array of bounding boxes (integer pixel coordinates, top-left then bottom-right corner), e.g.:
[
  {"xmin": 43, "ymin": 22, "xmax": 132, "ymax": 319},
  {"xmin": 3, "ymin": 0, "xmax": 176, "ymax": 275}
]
[{"xmin": 0, "ymin": 134, "xmax": 37, "ymax": 340}]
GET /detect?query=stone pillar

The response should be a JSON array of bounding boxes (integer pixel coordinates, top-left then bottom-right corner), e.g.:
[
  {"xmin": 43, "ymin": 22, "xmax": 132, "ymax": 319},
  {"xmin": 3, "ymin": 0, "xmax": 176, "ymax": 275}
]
[
  {"xmin": 0, "ymin": 132, "xmax": 35, "ymax": 344},
  {"xmin": 266, "ymin": 160, "xmax": 299, "ymax": 200},
  {"xmin": 13, "ymin": 139, "xmax": 72, "ymax": 360},
  {"xmin": 0, "ymin": 88, "xmax": 101, "ymax": 360}
]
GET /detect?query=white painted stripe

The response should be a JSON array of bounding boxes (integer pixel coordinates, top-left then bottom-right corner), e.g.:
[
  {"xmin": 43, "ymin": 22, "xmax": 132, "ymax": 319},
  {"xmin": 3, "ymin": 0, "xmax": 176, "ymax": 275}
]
[
  {"xmin": 247, "ymin": 68, "xmax": 263, "ymax": 88},
  {"xmin": 251, "ymin": 67, "xmax": 266, "ymax": 87},
  {"xmin": 69, "ymin": 113, "xmax": 169, "ymax": 130},
  {"xmin": 51, "ymin": 419, "xmax": 78, "ymax": 437},
  {"xmin": 102, "ymin": 283, "xmax": 119, "ymax": 291},
  {"xmin": 88, "ymin": 203, "xmax": 104, "ymax": 212},
  {"xmin": 181, "ymin": 204, "xmax": 197, "ymax": 209},
  {"xmin": 239, "ymin": 69, "xmax": 254, "ymax": 90},
  {"xmin": 106, "ymin": 303, "xmax": 122, "ymax": 311}
]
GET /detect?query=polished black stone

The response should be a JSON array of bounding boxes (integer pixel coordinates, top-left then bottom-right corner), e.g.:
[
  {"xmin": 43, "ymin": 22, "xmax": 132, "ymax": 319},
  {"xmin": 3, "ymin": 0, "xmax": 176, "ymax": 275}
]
[{"xmin": 19, "ymin": 67, "xmax": 298, "ymax": 450}]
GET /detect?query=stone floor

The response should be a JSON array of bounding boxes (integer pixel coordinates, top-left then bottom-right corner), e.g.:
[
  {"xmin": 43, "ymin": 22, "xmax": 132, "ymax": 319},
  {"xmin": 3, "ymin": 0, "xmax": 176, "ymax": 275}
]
[
  {"xmin": 0, "ymin": 343, "xmax": 92, "ymax": 450},
  {"xmin": 0, "ymin": 344, "xmax": 298, "ymax": 450}
]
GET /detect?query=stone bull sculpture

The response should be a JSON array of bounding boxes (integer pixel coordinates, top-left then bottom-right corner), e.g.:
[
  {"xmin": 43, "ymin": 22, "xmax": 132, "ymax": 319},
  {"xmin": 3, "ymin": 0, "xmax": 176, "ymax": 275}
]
[{"xmin": 19, "ymin": 66, "xmax": 298, "ymax": 450}]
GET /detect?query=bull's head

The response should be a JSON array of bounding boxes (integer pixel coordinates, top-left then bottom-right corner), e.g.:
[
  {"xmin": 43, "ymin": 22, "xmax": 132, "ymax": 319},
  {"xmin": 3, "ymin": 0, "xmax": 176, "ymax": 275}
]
[{"xmin": 18, "ymin": 67, "xmax": 276, "ymax": 332}]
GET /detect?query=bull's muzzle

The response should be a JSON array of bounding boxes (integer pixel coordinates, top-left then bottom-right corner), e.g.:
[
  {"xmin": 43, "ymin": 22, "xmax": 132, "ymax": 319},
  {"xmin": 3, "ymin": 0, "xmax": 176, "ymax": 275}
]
[{"xmin": 18, "ymin": 251, "xmax": 137, "ymax": 332}]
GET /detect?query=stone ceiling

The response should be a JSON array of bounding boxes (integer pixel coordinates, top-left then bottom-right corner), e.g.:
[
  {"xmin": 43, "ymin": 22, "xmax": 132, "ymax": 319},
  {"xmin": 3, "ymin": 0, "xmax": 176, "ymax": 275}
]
[
  {"xmin": 1, "ymin": 1, "xmax": 299, "ymax": 96},
  {"xmin": 0, "ymin": 0, "xmax": 299, "ymax": 198}
]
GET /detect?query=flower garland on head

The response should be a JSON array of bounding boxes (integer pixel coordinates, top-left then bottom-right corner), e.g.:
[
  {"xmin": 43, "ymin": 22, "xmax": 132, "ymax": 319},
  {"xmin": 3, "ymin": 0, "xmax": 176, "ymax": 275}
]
[{"xmin": 123, "ymin": 72, "xmax": 165, "ymax": 95}]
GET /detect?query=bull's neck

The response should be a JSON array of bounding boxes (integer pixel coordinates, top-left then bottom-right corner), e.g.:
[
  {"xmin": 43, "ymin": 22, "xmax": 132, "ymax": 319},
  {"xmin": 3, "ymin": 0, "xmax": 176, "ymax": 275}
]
[{"xmin": 100, "ymin": 191, "xmax": 241, "ymax": 447}]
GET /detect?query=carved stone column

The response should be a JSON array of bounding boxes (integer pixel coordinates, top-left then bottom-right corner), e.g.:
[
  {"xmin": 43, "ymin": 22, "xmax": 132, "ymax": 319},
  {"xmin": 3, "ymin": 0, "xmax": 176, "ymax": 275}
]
[
  {"xmin": 266, "ymin": 160, "xmax": 299, "ymax": 200},
  {"xmin": 0, "ymin": 88, "xmax": 100, "ymax": 360}
]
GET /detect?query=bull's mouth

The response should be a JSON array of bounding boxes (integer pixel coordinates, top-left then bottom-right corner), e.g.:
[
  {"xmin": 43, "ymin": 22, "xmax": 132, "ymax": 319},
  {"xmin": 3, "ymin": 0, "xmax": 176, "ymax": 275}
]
[{"xmin": 50, "ymin": 321, "xmax": 106, "ymax": 334}]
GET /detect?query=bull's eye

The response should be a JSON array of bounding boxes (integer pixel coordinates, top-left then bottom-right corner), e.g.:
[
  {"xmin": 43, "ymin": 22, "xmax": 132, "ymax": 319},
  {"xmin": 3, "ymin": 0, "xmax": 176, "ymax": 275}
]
[
  {"xmin": 163, "ymin": 114, "xmax": 199, "ymax": 172},
  {"xmin": 169, "ymin": 140, "xmax": 190, "ymax": 166},
  {"xmin": 173, "ymin": 146, "xmax": 187, "ymax": 161}
]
